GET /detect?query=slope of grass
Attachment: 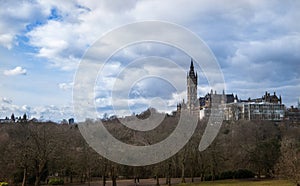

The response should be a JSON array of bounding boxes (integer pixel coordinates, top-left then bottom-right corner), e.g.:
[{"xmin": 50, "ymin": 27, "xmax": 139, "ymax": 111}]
[{"xmin": 177, "ymin": 179, "xmax": 294, "ymax": 186}]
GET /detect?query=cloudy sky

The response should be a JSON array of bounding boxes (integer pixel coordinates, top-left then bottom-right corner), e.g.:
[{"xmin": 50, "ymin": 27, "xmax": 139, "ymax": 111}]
[{"xmin": 0, "ymin": 0, "xmax": 299, "ymax": 122}]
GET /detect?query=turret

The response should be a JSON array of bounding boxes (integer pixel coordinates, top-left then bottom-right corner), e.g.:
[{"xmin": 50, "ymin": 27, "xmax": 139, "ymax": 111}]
[{"xmin": 280, "ymin": 95, "xmax": 282, "ymax": 104}]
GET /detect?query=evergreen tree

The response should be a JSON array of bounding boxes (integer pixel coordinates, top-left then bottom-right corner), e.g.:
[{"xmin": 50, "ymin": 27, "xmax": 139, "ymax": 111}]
[
  {"xmin": 23, "ymin": 113, "xmax": 27, "ymax": 121},
  {"xmin": 11, "ymin": 113, "xmax": 15, "ymax": 122}
]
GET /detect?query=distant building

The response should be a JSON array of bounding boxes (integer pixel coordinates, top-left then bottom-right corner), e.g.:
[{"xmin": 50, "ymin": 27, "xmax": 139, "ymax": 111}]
[
  {"xmin": 176, "ymin": 60, "xmax": 286, "ymax": 121},
  {"xmin": 0, "ymin": 117, "xmax": 11, "ymax": 123},
  {"xmin": 177, "ymin": 59, "xmax": 200, "ymax": 115},
  {"xmin": 285, "ymin": 106, "xmax": 300, "ymax": 122},
  {"xmin": 225, "ymin": 92, "xmax": 285, "ymax": 121},
  {"xmin": 177, "ymin": 59, "xmax": 236, "ymax": 117},
  {"xmin": 199, "ymin": 90, "xmax": 236, "ymax": 109},
  {"xmin": 186, "ymin": 59, "xmax": 198, "ymax": 111}
]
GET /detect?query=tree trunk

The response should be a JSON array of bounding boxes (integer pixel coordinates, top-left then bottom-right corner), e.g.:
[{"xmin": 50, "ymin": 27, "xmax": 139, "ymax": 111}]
[
  {"xmin": 191, "ymin": 165, "xmax": 194, "ymax": 183},
  {"xmin": 88, "ymin": 168, "xmax": 91, "ymax": 186},
  {"xmin": 102, "ymin": 175, "xmax": 106, "ymax": 186},
  {"xmin": 70, "ymin": 173, "xmax": 73, "ymax": 183},
  {"xmin": 34, "ymin": 163, "xmax": 44, "ymax": 186},
  {"xmin": 111, "ymin": 166, "xmax": 117, "ymax": 186},
  {"xmin": 167, "ymin": 163, "xmax": 171, "ymax": 186},
  {"xmin": 212, "ymin": 169, "xmax": 215, "ymax": 181},
  {"xmin": 35, "ymin": 159, "xmax": 48, "ymax": 186},
  {"xmin": 102, "ymin": 160, "xmax": 107, "ymax": 186},
  {"xmin": 22, "ymin": 167, "xmax": 27, "ymax": 186},
  {"xmin": 258, "ymin": 169, "xmax": 261, "ymax": 179},
  {"xmin": 80, "ymin": 173, "xmax": 84, "ymax": 183},
  {"xmin": 35, "ymin": 174, "xmax": 41, "ymax": 186},
  {"xmin": 181, "ymin": 162, "xmax": 185, "ymax": 183},
  {"xmin": 156, "ymin": 175, "xmax": 159, "ymax": 186},
  {"xmin": 168, "ymin": 177, "xmax": 171, "ymax": 186},
  {"xmin": 112, "ymin": 176, "xmax": 117, "ymax": 186}
]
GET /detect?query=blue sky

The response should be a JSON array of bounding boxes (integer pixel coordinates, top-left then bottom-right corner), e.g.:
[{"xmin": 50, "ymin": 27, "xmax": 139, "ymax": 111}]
[{"xmin": 0, "ymin": 0, "xmax": 299, "ymax": 122}]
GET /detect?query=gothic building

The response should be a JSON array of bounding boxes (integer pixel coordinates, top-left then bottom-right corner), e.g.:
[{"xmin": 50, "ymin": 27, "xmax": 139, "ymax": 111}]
[
  {"xmin": 187, "ymin": 59, "xmax": 198, "ymax": 110},
  {"xmin": 225, "ymin": 92, "xmax": 285, "ymax": 120},
  {"xmin": 176, "ymin": 59, "xmax": 199, "ymax": 113},
  {"xmin": 177, "ymin": 59, "xmax": 236, "ymax": 114},
  {"xmin": 176, "ymin": 59, "xmax": 286, "ymax": 121},
  {"xmin": 199, "ymin": 90, "xmax": 236, "ymax": 109}
]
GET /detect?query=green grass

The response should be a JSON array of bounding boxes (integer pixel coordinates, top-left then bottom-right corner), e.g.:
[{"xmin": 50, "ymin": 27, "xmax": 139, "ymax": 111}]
[{"xmin": 177, "ymin": 179, "xmax": 295, "ymax": 186}]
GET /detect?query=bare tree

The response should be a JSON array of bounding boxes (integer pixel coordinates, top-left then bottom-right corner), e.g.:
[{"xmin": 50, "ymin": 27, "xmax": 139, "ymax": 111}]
[{"xmin": 276, "ymin": 128, "xmax": 300, "ymax": 186}]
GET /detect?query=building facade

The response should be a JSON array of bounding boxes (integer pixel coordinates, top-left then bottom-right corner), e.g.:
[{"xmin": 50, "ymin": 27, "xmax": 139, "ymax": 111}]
[
  {"xmin": 177, "ymin": 59, "xmax": 199, "ymax": 114},
  {"xmin": 177, "ymin": 60, "xmax": 286, "ymax": 121},
  {"xmin": 187, "ymin": 59, "xmax": 198, "ymax": 110},
  {"xmin": 225, "ymin": 92, "xmax": 285, "ymax": 121},
  {"xmin": 285, "ymin": 106, "xmax": 300, "ymax": 122}
]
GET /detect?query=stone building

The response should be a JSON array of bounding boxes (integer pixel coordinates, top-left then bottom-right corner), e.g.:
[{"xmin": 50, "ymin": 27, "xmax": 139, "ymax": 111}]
[
  {"xmin": 187, "ymin": 59, "xmax": 198, "ymax": 110},
  {"xmin": 285, "ymin": 106, "xmax": 300, "ymax": 122},
  {"xmin": 176, "ymin": 59, "xmax": 199, "ymax": 114},
  {"xmin": 225, "ymin": 92, "xmax": 285, "ymax": 121},
  {"xmin": 199, "ymin": 90, "xmax": 236, "ymax": 109},
  {"xmin": 176, "ymin": 59, "xmax": 286, "ymax": 121}
]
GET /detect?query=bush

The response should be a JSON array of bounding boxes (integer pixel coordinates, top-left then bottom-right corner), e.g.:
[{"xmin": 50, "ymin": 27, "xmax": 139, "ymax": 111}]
[
  {"xmin": 204, "ymin": 175, "xmax": 219, "ymax": 181},
  {"xmin": 219, "ymin": 171, "xmax": 235, "ymax": 180},
  {"xmin": 0, "ymin": 182, "xmax": 9, "ymax": 186},
  {"xmin": 48, "ymin": 178, "xmax": 64, "ymax": 185},
  {"xmin": 234, "ymin": 169, "xmax": 255, "ymax": 179},
  {"xmin": 204, "ymin": 175, "xmax": 212, "ymax": 181}
]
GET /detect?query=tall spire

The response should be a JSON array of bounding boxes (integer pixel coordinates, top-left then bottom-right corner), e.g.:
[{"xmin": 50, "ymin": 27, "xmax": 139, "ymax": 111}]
[
  {"xmin": 189, "ymin": 58, "xmax": 196, "ymax": 79},
  {"xmin": 187, "ymin": 58, "xmax": 198, "ymax": 111},
  {"xmin": 190, "ymin": 58, "xmax": 194, "ymax": 71}
]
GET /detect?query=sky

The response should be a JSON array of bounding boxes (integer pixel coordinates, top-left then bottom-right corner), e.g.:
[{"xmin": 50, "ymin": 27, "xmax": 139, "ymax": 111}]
[{"xmin": 0, "ymin": 0, "xmax": 299, "ymax": 122}]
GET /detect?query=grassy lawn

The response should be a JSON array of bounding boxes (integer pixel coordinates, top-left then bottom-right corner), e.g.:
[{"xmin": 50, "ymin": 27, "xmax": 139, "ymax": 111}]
[{"xmin": 177, "ymin": 179, "xmax": 295, "ymax": 186}]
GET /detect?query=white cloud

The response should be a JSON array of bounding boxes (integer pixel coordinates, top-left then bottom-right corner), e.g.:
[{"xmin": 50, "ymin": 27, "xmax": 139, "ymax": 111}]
[
  {"xmin": 4, "ymin": 66, "xmax": 27, "ymax": 76},
  {"xmin": 0, "ymin": 34, "xmax": 14, "ymax": 49},
  {"xmin": 0, "ymin": 103, "xmax": 74, "ymax": 122},
  {"xmin": 0, "ymin": 1, "xmax": 48, "ymax": 49},
  {"xmin": 2, "ymin": 97, "xmax": 12, "ymax": 104},
  {"xmin": 58, "ymin": 82, "xmax": 74, "ymax": 91},
  {"xmin": 1, "ymin": 0, "xmax": 300, "ymax": 120}
]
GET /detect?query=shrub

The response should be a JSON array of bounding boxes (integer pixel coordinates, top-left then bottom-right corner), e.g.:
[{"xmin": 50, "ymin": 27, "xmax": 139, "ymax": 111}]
[
  {"xmin": 48, "ymin": 178, "xmax": 64, "ymax": 185},
  {"xmin": 204, "ymin": 175, "xmax": 219, "ymax": 181},
  {"xmin": 219, "ymin": 171, "xmax": 235, "ymax": 180},
  {"xmin": 234, "ymin": 169, "xmax": 255, "ymax": 179},
  {"xmin": 0, "ymin": 182, "xmax": 9, "ymax": 186},
  {"xmin": 204, "ymin": 175, "xmax": 212, "ymax": 181}
]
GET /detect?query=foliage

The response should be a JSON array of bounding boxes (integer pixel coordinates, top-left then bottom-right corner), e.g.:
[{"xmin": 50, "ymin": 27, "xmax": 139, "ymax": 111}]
[
  {"xmin": 48, "ymin": 178, "xmax": 64, "ymax": 185},
  {"xmin": 249, "ymin": 138, "xmax": 281, "ymax": 177},
  {"xmin": 234, "ymin": 169, "xmax": 255, "ymax": 179},
  {"xmin": 0, "ymin": 182, "xmax": 8, "ymax": 186},
  {"xmin": 219, "ymin": 171, "xmax": 235, "ymax": 180},
  {"xmin": 0, "ymin": 119, "xmax": 299, "ymax": 185}
]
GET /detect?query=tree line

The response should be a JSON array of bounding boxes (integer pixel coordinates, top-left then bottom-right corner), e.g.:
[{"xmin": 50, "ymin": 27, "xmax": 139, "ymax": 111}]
[{"xmin": 0, "ymin": 114, "xmax": 300, "ymax": 186}]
